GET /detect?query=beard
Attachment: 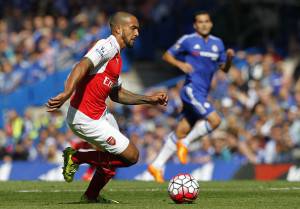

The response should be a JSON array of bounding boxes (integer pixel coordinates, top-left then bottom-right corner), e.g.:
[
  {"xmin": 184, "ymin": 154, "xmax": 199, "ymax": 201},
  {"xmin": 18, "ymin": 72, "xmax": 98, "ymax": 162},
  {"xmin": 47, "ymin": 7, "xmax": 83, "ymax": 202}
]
[
  {"xmin": 127, "ymin": 41, "xmax": 134, "ymax": 48},
  {"xmin": 122, "ymin": 33, "xmax": 135, "ymax": 48},
  {"xmin": 125, "ymin": 39, "xmax": 134, "ymax": 48}
]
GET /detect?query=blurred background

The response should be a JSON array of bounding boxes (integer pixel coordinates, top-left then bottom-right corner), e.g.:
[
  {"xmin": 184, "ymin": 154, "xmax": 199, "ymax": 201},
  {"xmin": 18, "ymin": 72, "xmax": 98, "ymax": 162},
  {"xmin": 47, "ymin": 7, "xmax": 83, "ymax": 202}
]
[{"xmin": 0, "ymin": 0, "xmax": 300, "ymax": 181}]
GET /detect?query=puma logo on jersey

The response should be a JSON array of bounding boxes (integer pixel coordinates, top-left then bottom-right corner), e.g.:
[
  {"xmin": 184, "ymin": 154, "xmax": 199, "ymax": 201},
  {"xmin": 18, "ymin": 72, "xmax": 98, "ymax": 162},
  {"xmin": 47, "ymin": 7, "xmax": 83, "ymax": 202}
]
[{"xmin": 106, "ymin": 136, "xmax": 116, "ymax": 145}]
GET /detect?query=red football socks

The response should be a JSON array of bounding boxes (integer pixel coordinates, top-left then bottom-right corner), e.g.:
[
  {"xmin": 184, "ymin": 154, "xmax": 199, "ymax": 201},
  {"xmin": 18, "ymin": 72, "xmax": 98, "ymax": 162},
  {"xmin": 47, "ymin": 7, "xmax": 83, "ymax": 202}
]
[
  {"xmin": 84, "ymin": 167, "xmax": 116, "ymax": 199},
  {"xmin": 71, "ymin": 150, "xmax": 129, "ymax": 168}
]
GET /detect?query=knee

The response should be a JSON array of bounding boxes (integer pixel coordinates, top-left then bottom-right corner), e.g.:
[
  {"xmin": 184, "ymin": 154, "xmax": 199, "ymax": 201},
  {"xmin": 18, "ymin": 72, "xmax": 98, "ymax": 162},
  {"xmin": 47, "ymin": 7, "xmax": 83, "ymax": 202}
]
[
  {"xmin": 175, "ymin": 123, "xmax": 190, "ymax": 139},
  {"xmin": 132, "ymin": 150, "xmax": 139, "ymax": 164},
  {"xmin": 127, "ymin": 150, "xmax": 139, "ymax": 166},
  {"xmin": 120, "ymin": 142, "xmax": 140, "ymax": 166},
  {"xmin": 175, "ymin": 129, "xmax": 187, "ymax": 139},
  {"xmin": 209, "ymin": 115, "xmax": 222, "ymax": 130}
]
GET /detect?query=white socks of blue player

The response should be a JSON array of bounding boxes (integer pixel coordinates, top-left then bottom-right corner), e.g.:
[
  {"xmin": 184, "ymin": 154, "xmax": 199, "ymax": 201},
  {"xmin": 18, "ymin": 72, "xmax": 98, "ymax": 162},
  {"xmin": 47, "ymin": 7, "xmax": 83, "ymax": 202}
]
[
  {"xmin": 151, "ymin": 132, "xmax": 177, "ymax": 169},
  {"xmin": 151, "ymin": 121, "xmax": 212, "ymax": 169},
  {"xmin": 181, "ymin": 120, "xmax": 212, "ymax": 147}
]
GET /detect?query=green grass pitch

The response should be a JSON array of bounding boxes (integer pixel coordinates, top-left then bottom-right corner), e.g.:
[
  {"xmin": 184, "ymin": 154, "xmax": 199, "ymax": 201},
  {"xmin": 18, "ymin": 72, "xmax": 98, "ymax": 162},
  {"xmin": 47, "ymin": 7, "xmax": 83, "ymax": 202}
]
[{"xmin": 0, "ymin": 180, "xmax": 300, "ymax": 209}]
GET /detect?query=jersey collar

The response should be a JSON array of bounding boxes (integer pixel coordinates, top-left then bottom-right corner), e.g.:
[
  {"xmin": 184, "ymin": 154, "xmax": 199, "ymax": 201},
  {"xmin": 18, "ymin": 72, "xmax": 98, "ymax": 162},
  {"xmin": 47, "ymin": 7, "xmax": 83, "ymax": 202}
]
[
  {"xmin": 110, "ymin": 35, "xmax": 121, "ymax": 53},
  {"xmin": 194, "ymin": 32, "xmax": 211, "ymax": 42}
]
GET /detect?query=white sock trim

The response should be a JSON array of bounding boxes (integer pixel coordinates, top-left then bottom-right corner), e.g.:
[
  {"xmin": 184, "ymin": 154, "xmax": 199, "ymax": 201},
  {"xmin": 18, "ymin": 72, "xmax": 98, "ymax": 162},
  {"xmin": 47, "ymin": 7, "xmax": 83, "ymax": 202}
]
[
  {"xmin": 151, "ymin": 132, "xmax": 177, "ymax": 169},
  {"xmin": 182, "ymin": 120, "xmax": 212, "ymax": 147}
]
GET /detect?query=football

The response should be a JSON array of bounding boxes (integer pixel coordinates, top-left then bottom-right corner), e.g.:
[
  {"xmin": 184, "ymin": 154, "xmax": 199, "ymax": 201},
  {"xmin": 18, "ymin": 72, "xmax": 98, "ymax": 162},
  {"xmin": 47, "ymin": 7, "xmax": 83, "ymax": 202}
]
[{"xmin": 168, "ymin": 173, "xmax": 200, "ymax": 204}]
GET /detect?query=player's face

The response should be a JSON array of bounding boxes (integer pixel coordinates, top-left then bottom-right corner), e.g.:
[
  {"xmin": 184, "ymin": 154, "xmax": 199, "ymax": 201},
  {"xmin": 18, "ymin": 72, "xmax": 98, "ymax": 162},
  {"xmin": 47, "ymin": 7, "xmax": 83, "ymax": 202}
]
[
  {"xmin": 121, "ymin": 16, "xmax": 139, "ymax": 48},
  {"xmin": 193, "ymin": 14, "xmax": 213, "ymax": 37}
]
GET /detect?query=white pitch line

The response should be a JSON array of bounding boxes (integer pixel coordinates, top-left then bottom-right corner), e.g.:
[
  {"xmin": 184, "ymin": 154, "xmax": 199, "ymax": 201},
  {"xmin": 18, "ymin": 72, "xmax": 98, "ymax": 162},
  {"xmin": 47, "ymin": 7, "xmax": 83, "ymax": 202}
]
[
  {"xmin": 16, "ymin": 187, "xmax": 300, "ymax": 193},
  {"xmin": 108, "ymin": 188, "xmax": 163, "ymax": 192},
  {"xmin": 17, "ymin": 189, "xmax": 85, "ymax": 193},
  {"xmin": 16, "ymin": 188, "xmax": 163, "ymax": 193},
  {"xmin": 269, "ymin": 187, "xmax": 300, "ymax": 191},
  {"xmin": 18, "ymin": 190, "xmax": 42, "ymax": 193}
]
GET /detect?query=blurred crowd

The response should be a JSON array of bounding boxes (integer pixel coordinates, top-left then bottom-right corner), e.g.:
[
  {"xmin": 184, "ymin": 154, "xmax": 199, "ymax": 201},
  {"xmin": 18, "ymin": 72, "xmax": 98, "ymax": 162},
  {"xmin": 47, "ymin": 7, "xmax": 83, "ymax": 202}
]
[
  {"xmin": 3, "ymin": 0, "xmax": 299, "ymax": 94},
  {"xmin": 1, "ymin": 0, "xmax": 300, "ymax": 165},
  {"xmin": 1, "ymin": 46, "xmax": 300, "ymax": 165},
  {"xmin": 110, "ymin": 45, "xmax": 300, "ymax": 165},
  {"xmin": 0, "ymin": 11, "xmax": 112, "ymax": 93},
  {"xmin": 203, "ymin": 47, "xmax": 300, "ymax": 165},
  {"xmin": 0, "ymin": 0, "xmax": 207, "ymax": 93}
]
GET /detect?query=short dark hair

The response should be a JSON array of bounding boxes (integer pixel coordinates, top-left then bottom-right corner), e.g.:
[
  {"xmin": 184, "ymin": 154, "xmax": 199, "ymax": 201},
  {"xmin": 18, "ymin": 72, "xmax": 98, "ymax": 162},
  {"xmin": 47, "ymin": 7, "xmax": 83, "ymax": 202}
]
[
  {"xmin": 193, "ymin": 11, "xmax": 211, "ymax": 22},
  {"xmin": 109, "ymin": 11, "xmax": 135, "ymax": 30}
]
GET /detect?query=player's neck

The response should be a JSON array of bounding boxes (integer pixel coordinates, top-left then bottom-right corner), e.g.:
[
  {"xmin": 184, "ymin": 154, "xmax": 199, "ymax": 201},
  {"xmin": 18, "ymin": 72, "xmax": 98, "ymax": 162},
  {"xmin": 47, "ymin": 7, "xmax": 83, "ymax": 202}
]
[
  {"xmin": 112, "ymin": 33, "xmax": 126, "ymax": 50},
  {"xmin": 197, "ymin": 33, "xmax": 210, "ymax": 42}
]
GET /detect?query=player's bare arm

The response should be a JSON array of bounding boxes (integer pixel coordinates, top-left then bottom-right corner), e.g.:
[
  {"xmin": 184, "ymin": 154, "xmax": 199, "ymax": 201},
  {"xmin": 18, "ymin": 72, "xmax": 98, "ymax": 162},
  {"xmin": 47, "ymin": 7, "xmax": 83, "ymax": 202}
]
[
  {"xmin": 46, "ymin": 58, "xmax": 93, "ymax": 112},
  {"xmin": 109, "ymin": 86, "xmax": 168, "ymax": 106},
  {"xmin": 162, "ymin": 52, "xmax": 193, "ymax": 73},
  {"xmin": 219, "ymin": 48, "xmax": 235, "ymax": 73}
]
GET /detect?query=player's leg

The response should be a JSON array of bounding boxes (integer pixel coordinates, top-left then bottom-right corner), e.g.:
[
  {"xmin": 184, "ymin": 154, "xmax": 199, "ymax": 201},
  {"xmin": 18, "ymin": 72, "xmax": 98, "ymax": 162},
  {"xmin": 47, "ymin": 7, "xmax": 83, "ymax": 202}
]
[
  {"xmin": 148, "ymin": 132, "xmax": 177, "ymax": 183},
  {"xmin": 65, "ymin": 118, "xmax": 139, "ymax": 202},
  {"xmin": 71, "ymin": 144, "xmax": 138, "ymax": 202},
  {"xmin": 80, "ymin": 166, "xmax": 119, "ymax": 203},
  {"xmin": 63, "ymin": 147, "xmax": 136, "ymax": 182},
  {"xmin": 148, "ymin": 117, "xmax": 192, "ymax": 182},
  {"xmin": 69, "ymin": 140, "xmax": 138, "ymax": 168},
  {"xmin": 104, "ymin": 111, "xmax": 140, "ymax": 165},
  {"xmin": 177, "ymin": 111, "xmax": 222, "ymax": 164},
  {"xmin": 69, "ymin": 117, "xmax": 139, "ymax": 167},
  {"xmin": 181, "ymin": 111, "xmax": 221, "ymax": 147},
  {"xmin": 64, "ymin": 118, "xmax": 138, "ymax": 182},
  {"xmin": 176, "ymin": 85, "xmax": 222, "ymax": 164},
  {"xmin": 69, "ymin": 135, "xmax": 138, "ymax": 168},
  {"xmin": 71, "ymin": 140, "xmax": 96, "ymax": 181},
  {"xmin": 207, "ymin": 111, "xmax": 222, "ymax": 129},
  {"xmin": 77, "ymin": 143, "xmax": 138, "ymax": 203}
]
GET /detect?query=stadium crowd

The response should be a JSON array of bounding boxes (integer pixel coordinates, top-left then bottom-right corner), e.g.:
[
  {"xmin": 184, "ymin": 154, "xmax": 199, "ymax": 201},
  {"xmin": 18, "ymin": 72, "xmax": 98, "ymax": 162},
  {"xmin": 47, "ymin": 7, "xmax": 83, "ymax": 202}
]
[
  {"xmin": 0, "ymin": 0, "xmax": 225, "ymax": 93},
  {"xmin": 0, "ymin": 4, "xmax": 112, "ymax": 93},
  {"xmin": 1, "ymin": 0, "xmax": 300, "ymax": 165},
  {"xmin": 1, "ymin": 46, "xmax": 300, "ymax": 165}
]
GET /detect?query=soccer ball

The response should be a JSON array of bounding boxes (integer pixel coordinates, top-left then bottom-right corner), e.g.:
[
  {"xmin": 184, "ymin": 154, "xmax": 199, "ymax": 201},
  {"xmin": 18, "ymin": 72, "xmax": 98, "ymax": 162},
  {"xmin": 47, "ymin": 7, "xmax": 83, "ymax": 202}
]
[{"xmin": 168, "ymin": 173, "xmax": 200, "ymax": 204}]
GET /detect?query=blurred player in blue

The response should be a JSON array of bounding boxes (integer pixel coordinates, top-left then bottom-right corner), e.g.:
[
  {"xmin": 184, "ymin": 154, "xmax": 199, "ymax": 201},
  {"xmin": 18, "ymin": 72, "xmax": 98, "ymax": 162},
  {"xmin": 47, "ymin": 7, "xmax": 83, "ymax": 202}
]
[{"xmin": 148, "ymin": 11, "xmax": 234, "ymax": 182}]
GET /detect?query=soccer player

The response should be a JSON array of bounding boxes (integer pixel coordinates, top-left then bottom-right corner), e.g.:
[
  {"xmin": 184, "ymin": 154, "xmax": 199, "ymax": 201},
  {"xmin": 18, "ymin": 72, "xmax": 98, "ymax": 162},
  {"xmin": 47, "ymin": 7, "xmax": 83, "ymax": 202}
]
[
  {"xmin": 46, "ymin": 12, "xmax": 168, "ymax": 203},
  {"xmin": 148, "ymin": 11, "xmax": 234, "ymax": 183}
]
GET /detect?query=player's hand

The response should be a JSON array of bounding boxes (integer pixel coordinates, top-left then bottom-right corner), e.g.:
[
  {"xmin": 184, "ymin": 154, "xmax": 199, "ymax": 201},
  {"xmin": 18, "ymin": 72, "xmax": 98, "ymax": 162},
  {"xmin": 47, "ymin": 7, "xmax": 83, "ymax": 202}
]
[
  {"xmin": 178, "ymin": 62, "xmax": 193, "ymax": 74},
  {"xmin": 226, "ymin": 49, "xmax": 235, "ymax": 60},
  {"xmin": 46, "ymin": 92, "xmax": 71, "ymax": 112},
  {"xmin": 148, "ymin": 92, "xmax": 168, "ymax": 106}
]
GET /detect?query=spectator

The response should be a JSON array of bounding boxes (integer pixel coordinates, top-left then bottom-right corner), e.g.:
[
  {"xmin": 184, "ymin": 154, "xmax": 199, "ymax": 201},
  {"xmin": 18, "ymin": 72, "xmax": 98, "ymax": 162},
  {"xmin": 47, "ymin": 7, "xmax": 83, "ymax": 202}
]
[{"xmin": 0, "ymin": 1, "xmax": 300, "ymax": 166}]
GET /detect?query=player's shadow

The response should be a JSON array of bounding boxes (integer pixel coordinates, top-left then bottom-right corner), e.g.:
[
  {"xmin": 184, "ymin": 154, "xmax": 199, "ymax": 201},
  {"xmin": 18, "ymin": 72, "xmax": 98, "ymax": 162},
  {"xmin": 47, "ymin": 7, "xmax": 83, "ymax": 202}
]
[
  {"xmin": 58, "ymin": 201, "xmax": 128, "ymax": 205},
  {"xmin": 58, "ymin": 201, "xmax": 90, "ymax": 204}
]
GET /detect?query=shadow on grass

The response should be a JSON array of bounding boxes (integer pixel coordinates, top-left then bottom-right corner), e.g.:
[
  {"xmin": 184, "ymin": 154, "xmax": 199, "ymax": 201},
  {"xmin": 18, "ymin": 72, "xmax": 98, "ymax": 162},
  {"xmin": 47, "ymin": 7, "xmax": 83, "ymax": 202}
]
[{"xmin": 57, "ymin": 201, "xmax": 130, "ymax": 205}]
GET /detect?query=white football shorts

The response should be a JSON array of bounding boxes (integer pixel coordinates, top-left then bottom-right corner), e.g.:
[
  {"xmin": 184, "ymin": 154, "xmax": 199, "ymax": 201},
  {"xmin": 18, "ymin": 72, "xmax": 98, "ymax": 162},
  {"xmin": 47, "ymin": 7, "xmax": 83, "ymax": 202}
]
[{"xmin": 66, "ymin": 106, "xmax": 129, "ymax": 154}]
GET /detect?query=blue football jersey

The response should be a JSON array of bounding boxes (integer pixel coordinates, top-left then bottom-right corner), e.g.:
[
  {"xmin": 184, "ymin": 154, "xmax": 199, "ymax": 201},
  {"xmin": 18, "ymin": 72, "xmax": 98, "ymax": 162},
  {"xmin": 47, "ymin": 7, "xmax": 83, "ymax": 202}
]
[{"xmin": 168, "ymin": 33, "xmax": 226, "ymax": 97}]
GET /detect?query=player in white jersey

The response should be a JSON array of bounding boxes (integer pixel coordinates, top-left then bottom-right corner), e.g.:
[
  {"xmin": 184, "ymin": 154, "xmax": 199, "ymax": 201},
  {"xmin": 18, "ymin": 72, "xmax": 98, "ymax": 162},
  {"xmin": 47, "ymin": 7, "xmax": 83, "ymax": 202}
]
[{"xmin": 46, "ymin": 12, "xmax": 168, "ymax": 203}]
